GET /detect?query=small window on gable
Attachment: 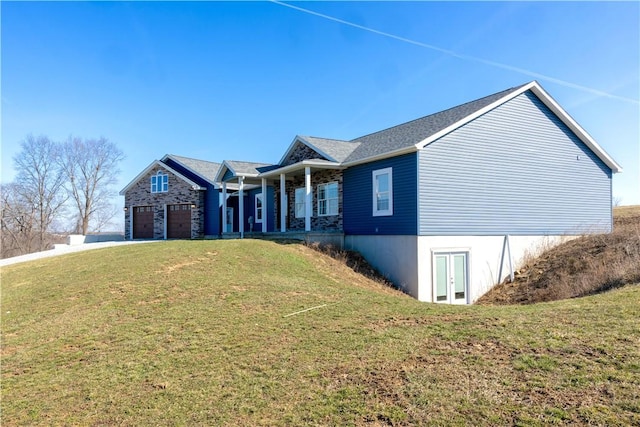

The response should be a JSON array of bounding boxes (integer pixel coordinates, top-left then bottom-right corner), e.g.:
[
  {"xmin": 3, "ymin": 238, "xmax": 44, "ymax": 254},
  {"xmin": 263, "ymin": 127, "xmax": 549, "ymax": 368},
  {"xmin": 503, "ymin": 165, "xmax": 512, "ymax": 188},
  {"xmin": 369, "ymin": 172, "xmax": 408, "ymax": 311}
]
[
  {"xmin": 255, "ymin": 193, "xmax": 263, "ymax": 223},
  {"xmin": 294, "ymin": 187, "xmax": 306, "ymax": 218},
  {"xmin": 372, "ymin": 167, "xmax": 393, "ymax": 216},
  {"xmin": 317, "ymin": 182, "xmax": 338, "ymax": 216},
  {"xmin": 151, "ymin": 171, "xmax": 168, "ymax": 193}
]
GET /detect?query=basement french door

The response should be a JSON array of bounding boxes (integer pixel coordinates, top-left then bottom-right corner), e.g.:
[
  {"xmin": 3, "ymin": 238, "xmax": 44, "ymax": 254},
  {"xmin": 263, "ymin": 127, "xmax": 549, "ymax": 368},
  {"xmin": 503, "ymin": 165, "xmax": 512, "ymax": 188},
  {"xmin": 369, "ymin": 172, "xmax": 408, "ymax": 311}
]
[{"xmin": 433, "ymin": 252, "xmax": 469, "ymax": 304}]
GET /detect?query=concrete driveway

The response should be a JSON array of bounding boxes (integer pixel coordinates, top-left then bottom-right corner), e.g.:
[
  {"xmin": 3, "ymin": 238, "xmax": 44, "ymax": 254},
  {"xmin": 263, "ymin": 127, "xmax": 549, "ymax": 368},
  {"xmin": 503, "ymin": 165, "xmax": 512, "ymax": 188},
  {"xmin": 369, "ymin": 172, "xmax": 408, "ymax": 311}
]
[{"xmin": 0, "ymin": 240, "xmax": 159, "ymax": 267}]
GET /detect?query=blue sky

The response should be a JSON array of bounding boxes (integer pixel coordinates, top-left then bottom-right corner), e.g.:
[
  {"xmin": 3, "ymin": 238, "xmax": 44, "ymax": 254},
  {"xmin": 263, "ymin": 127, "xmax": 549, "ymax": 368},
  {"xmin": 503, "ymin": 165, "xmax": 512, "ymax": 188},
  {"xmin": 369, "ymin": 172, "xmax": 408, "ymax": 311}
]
[{"xmin": 2, "ymin": 1, "xmax": 639, "ymax": 223}]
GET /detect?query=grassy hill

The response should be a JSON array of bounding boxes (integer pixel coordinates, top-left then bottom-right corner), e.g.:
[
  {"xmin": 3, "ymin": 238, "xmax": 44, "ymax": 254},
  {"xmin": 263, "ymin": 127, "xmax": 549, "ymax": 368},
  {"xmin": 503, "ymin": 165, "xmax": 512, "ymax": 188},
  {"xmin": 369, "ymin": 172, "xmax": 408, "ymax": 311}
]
[
  {"xmin": 2, "ymin": 239, "xmax": 639, "ymax": 425},
  {"xmin": 479, "ymin": 205, "xmax": 640, "ymax": 305}
]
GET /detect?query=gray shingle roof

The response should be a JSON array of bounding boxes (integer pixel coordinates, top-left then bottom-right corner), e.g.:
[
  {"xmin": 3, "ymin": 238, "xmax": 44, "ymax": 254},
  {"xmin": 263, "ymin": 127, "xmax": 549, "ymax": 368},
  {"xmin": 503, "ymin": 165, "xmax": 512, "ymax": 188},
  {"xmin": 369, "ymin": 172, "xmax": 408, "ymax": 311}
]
[
  {"xmin": 344, "ymin": 84, "xmax": 527, "ymax": 162},
  {"xmin": 302, "ymin": 136, "xmax": 360, "ymax": 163},
  {"xmin": 166, "ymin": 155, "xmax": 221, "ymax": 184},
  {"xmin": 226, "ymin": 160, "xmax": 277, "ymax": 176}
]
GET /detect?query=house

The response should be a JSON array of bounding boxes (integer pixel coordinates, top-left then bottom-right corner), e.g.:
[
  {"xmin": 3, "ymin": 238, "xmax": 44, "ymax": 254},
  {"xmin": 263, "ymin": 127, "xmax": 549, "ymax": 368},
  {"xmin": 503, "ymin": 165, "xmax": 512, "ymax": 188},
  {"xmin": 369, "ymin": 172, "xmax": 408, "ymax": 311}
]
[
  {"xmin": 122, "ymin": 81, "xmax": 622, "ymax": 304},
  {"xmin": 119, "ymin": 155, "xmax": 224, "ymax": 239}
]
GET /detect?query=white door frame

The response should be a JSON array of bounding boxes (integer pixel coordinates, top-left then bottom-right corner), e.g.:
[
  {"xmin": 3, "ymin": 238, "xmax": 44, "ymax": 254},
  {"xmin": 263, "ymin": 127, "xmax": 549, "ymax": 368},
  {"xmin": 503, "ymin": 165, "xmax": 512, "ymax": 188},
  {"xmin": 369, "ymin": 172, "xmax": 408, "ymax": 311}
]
[{"xmin": 432, "ymin": 251, "xmax": 469, "ymax": 304}]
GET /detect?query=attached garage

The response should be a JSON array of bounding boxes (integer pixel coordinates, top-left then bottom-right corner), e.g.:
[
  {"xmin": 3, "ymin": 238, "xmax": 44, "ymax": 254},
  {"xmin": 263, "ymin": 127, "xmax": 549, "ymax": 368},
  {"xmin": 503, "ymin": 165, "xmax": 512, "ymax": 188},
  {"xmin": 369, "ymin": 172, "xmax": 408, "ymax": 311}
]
[
  {"xmin": 133, "ymin": 206, "xmax": 154, "ymax": 239},
  {"xmin": 167, "ymin": 204, "xmax": 192, "ymax": 239}
]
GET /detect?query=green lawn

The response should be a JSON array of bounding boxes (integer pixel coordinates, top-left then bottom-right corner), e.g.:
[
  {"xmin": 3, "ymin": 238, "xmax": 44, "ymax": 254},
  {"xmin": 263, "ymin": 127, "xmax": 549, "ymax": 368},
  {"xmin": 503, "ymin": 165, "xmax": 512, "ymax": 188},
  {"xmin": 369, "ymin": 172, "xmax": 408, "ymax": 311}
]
[{"xmin": 2, "ymin": 240, "xmax": 639, "ymax": 426}]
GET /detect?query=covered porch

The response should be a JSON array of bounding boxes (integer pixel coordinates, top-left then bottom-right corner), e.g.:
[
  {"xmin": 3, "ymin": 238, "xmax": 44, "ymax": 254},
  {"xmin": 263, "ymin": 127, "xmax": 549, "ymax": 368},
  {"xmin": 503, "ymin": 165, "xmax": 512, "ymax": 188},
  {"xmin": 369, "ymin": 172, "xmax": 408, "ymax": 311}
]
[{"xmin": 216, "ymin": 159, "xmax": 345, "ymax": 239}]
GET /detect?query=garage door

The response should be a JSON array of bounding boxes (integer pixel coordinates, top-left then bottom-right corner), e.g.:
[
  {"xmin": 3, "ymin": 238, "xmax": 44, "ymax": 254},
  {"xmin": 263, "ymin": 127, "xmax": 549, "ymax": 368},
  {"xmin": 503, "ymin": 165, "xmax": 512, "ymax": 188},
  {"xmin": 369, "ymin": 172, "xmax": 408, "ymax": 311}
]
[
  {"xmin": 167, "ymin": 204, "xmax": 192, "ymax": 239},
  {"xmin": 133, "ymin": 206, "xmax": 154, "ymax": 239}
]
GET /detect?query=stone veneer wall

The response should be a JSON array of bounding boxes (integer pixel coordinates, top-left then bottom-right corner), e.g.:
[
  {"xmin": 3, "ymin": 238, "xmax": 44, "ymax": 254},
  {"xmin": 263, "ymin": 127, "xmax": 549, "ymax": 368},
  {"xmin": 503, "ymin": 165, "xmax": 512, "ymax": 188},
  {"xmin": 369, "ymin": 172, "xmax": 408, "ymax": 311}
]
[
  {"xmin": 281, "ymin": 142, "xmax": 328, "ymax": 166},
  {"xmin": 278, "ymin": 169, "xmax": 343, "ymax": 231},
  {"xmin": 123, "ymin": 166, "xmax": 204, "ymax": 239}
]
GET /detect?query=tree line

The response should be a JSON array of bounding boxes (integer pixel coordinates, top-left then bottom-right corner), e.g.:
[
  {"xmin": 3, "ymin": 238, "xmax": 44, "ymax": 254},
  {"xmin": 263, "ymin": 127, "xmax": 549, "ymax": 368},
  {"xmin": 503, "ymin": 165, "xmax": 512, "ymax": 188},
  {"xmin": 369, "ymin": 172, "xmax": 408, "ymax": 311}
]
[{"xmin": 1, "ymin": 135, "xmax": 124, "ymax": 259}]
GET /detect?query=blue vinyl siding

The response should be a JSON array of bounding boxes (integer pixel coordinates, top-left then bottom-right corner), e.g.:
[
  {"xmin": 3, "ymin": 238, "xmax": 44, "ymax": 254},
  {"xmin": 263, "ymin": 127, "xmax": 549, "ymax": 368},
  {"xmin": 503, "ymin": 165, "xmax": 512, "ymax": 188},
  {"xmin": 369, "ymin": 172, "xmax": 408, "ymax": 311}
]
[
  {"xmin": 204, "ymin": 183, "xmax": 220, "ymax": 235},
  {"xmin": 246, "ymin": 187, "xmax": 275, "ymax": 232},
  {"xmin": 344, "ymin": 153, "xmax": 417, "ymax": 235},
  {"xmin": 222, "ymin": 168, "xmax": 235, "ymax": 182},
  {"xmin": 418, "ymin": 91, "xmax": 613, "ymax": 236}
]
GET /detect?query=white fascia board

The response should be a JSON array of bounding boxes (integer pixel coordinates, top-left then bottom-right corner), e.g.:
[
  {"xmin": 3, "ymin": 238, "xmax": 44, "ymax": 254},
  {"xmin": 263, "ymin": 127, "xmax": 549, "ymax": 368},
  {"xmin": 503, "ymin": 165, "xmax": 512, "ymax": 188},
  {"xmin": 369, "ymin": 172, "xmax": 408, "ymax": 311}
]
[
  {"xmin": 225, "ymin": 183, "xmax": 261, "ymax": 195},
  {"xmin": 341, "ymin": 146, "xmax": 418, "ymax": 168},
  {"xmin": 528, "ymin": 83, "xmax": 623, "ymax": 173},
  {"xmin": 415, "ymin": 82, "xmax": 535, "ymax": 151},
  {"xmin": 258, "ymin": 159, "xmax": 343, "ymax": 178},
  {"xmin": 119, "ymin": 160, "xmax": 204, "ymax": 195},
  {"xmin": 278, "ymin": 135, "xmax": 305, "ymax": 165},
  {"xmin": 161, "ymin": 154, "xmax": 220, "ymax": 188},
  {"xmin": 215, "ymin": 161, "xmax": 235, "ymax": 183}
]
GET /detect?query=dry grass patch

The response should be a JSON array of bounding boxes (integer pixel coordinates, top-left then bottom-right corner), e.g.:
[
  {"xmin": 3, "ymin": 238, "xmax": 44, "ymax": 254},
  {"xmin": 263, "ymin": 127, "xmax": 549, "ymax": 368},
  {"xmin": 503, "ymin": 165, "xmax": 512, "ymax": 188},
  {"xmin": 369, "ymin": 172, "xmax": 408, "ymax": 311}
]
[{"xmin": 479, "ymin": 206, "xmax": 640, "ymax": 304}]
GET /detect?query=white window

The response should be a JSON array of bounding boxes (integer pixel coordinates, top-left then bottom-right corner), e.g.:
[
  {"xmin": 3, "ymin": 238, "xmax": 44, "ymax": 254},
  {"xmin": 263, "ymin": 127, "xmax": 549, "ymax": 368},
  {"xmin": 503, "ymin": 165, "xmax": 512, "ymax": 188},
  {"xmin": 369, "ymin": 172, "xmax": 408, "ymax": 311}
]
[
  {"xmin": 255, "ymin": 193, "xmax": 263, "ymax": 223},
  {"xmin": 372, "ymin": 167, "xmax": 393, "ymax": 216},
  {"xmin": 151, "ymin": 171, "xmax": 168, "ymax": 193},
  {"xmin": 294, "ymin": 187, "xmax": 306, "ymax": 218},
  {"xmin": 317, "ymin": 182, "xmax": 338, "ymax": 216}
]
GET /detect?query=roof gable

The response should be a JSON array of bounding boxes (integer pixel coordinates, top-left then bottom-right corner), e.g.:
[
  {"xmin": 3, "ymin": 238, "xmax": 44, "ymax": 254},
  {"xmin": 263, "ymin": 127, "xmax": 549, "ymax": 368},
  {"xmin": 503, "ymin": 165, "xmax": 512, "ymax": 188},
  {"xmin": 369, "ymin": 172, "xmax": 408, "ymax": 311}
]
[
  {"xmin": 215, "ymin": 160, "xmax": 278, "ymax": 182},
  {"xmin": 119, "ymin": 160, "xmax": 204, "ymax": 195},
  {"xmin": 413, "ymin": 81, "xmax": 621, "ymax": 173},
  {"xmin": 344, "ymin": 84, "xmax": 527, "ymax": 163},
  {"xmin": 337, "ymin": 81, "xmax": 620, "ymax": 173}
]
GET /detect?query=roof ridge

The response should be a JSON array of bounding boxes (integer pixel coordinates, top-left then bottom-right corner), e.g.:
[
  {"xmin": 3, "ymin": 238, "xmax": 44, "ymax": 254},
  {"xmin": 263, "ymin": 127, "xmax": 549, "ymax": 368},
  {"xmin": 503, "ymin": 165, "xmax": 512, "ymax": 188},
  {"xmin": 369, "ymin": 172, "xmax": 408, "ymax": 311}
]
[
  {"xmin": 304, "ymin": 135, "xmax": 355, "ymax": 143},
  {"xmin": 226, "ymin": 159, "xmax": 275, "ymax": 166},
  {"xmin": 167, "ymin": 154, "xmax": 220, "ymax": 165}
]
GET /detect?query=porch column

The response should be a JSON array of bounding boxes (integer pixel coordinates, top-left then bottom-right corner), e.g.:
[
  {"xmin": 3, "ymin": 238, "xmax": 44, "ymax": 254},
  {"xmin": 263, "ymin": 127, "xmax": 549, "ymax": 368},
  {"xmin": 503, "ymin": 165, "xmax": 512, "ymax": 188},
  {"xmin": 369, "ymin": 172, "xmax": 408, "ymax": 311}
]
[
  {"xmin": 261, "ymin": 178, "xmax": 267, "ymax": 233},
  {"xmin": 305, "ymin": 166, "xmax": 311, "ymax": 232},
  {"xmin": 163, "ymin": 204, "xmax": 167, "ymax": 240},
  {"xmin": 280, "ymin": 173, "xmax": 286, "ymax": 233},
  {"xmin": 239, "ymin": 176, "xmax": 244, "ymax": 239},
  {"xmin": 222, "ymin": 182, "xmax": 227, "ymax": 234}
]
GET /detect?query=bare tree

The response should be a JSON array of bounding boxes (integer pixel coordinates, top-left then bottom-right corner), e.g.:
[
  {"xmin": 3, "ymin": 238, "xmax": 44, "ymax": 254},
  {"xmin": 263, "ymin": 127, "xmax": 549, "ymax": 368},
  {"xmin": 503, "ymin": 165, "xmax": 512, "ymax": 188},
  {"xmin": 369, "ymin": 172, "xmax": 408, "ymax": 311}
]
[
  {"xmin": 613, "ymin": 196, "xmax": 623, "ymax": 207},
  {"xmin": 60, "ymin": 136, "xmax": 124, "ymax": 235},
  {"xmin": 1, "ymin": 183, "xmax": 37, "ymax": 258},
  {"xmin": 11, "ymin": 135, "xmax": 68, "ymax": 252}
]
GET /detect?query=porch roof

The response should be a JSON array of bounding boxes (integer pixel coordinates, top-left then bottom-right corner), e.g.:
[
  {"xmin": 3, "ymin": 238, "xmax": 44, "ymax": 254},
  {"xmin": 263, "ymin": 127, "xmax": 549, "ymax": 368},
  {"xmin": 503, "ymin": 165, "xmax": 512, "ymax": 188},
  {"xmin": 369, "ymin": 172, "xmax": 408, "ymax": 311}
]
[
  {"xmin": 258, "ymin": 159, "xmax": 344, "ymax": 179},
  {"xmin": 216, "ymin": 160, "xmax": 279, "ymax": 184}
]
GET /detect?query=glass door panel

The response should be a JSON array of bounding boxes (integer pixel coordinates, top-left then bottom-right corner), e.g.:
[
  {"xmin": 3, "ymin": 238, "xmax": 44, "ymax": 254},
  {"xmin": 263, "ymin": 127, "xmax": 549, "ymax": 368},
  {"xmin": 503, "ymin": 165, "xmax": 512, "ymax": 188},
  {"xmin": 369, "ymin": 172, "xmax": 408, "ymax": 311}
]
[{"xmin": 435, "ymin": 255, "xmax": 448, "ymax": 302}]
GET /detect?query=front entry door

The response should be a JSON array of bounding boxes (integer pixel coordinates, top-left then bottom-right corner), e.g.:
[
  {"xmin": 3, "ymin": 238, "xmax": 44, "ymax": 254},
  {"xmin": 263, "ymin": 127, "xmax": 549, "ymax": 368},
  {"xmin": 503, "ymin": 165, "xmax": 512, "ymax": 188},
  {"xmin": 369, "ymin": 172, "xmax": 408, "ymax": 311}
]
[{"xmin": 433, "ymin": 252, "xmax": 469, "ymax": 304}]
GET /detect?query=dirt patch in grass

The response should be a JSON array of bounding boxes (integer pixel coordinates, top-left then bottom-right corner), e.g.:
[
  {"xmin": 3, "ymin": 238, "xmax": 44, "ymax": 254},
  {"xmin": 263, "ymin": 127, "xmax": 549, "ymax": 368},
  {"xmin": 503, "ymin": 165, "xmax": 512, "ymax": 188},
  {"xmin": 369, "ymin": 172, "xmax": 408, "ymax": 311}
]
[
  {"xmin": 302, "ymin": 242, "xmax": 402, "ymax": 296},
  {"xmin": 478, "ymin": 206, "xmax": 640, "ymax": 305}
]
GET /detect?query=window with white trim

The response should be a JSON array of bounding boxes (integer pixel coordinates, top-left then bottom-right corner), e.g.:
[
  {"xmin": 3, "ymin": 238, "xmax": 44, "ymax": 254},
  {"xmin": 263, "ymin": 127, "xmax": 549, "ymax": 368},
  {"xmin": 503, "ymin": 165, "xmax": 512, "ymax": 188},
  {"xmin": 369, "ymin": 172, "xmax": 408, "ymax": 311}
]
[
  {"xmin": 317, "ymin": 182, "xmax": 338, "ymax": 216},
  {"xmin": 372, "ymin": 167, "xmax": 393, "ymax": 216},
  {"xmin": 255, "ymin": 193, "xmax": 263, "ymax": 223},
  {"xmin": 294, "ymin": 187, "xmax": 306, "ymax": 218},
  {"xmin": 151, "ymin": 171, "xmax": 168, "ymax": 193}
]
